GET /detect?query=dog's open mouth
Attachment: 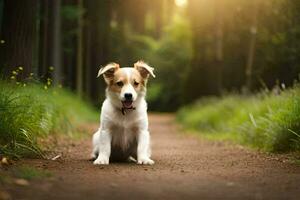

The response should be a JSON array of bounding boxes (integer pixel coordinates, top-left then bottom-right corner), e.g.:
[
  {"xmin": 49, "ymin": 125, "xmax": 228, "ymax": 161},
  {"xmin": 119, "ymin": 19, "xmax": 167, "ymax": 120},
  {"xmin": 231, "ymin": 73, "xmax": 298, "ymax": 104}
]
[{"xmin": 122, "ymin": 100, "xmax": 133, "ymax": 109}]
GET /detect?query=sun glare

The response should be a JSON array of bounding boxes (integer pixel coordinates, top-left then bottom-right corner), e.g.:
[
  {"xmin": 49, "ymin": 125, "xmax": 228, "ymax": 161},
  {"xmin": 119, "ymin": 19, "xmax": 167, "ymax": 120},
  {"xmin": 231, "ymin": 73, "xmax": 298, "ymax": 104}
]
[{"xmin": 175, "ymin": 0, "xmax": 188, "ymax": 8}]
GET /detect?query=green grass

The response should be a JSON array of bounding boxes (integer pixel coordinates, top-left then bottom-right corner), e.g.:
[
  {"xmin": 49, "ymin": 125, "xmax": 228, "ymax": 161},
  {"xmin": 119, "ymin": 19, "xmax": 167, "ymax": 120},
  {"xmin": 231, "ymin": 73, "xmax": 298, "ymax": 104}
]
[
  {"xmin": 0, "ymin": 165, "xmax": 52, "ymax": 184},
  {"xmin": 291, "ymin": 159, "xmax": 300, "ymax": 165},
  {"xmin": 12, "ymin": 165, "xmax": 52, "ymax": 180},
  {"xmin": 0, "ymin": 81, "xmax": 98, "ymax": 158},
  {"xmin": 177, "ymin": 85, "xmax": 300, "ymax": 152}
]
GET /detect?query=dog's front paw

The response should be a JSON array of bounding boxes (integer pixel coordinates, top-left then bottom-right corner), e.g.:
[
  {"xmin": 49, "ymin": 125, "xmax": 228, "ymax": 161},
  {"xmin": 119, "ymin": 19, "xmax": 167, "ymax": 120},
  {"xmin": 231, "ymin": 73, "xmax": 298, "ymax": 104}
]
[
  {"xmin": 137, "ymin": 157, "xmax": 155, "ymax": 165},
  {"xmin": 93, "ymin": 156, "xmax": 109, "ymax": 165}
]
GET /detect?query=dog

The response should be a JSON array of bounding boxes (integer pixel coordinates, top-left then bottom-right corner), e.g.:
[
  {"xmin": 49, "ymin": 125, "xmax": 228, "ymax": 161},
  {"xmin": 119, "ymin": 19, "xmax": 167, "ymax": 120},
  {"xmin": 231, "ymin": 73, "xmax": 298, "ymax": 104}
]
[{"xmin": 91, "ymin": 61, "xmax": 155, "ymax": 165}]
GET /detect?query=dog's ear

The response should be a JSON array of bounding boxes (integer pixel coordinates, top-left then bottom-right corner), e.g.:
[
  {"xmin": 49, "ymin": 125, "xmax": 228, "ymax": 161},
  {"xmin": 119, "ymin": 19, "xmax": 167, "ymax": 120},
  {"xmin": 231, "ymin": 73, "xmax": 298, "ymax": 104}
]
[
  {"xmin": 134, "ymin": 61, "xmax": 156, "ymax": 79},
  {"xmin": 97, "ymin": 63, "xmax": 120, "ymax": 83}
]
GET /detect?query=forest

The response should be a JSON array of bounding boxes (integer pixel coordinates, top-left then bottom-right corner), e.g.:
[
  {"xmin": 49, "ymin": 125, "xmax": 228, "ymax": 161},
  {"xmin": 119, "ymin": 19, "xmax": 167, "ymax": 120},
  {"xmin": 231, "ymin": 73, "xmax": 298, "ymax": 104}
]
[
  {"xmin": 0, "ymin": 1, "xmax": 300, "ymax": 199},
  {"xmin": 1, "ymin": 0, "xmax": 299, "ymax": 111}
]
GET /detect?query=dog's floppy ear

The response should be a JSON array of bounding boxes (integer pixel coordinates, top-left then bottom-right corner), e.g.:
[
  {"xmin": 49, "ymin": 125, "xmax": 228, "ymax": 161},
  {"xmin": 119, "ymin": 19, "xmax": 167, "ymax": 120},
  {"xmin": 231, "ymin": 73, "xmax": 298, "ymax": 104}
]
[
  {"xmin": 134, "ymin": 61, "xmax": 156, "ymax": 79},
  {"xmin": 97, "ymin": 63, "xmax": 120, "ymax": 83}
]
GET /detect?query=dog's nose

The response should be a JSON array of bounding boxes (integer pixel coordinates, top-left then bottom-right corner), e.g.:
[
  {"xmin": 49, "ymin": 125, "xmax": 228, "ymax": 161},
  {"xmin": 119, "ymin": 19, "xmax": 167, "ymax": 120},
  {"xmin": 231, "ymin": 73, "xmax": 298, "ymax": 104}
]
[{"xmin": 124, "ymin": 93, "xmax": 133, "ymax": 100}]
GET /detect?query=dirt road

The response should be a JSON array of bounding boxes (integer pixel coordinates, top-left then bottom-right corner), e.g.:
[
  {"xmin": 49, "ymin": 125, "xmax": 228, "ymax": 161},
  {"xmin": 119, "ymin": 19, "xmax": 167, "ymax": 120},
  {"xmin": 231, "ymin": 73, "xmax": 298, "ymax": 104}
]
[{"xmin": 4, "ymin": 114, "xmax": 300, "ymax": 200}]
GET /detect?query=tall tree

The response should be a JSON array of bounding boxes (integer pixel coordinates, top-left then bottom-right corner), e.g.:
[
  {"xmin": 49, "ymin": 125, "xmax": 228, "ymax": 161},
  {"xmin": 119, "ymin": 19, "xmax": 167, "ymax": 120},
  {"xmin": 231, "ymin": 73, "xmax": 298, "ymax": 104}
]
[
  {"xmin": 49, "ymin": 0, "xmax": 62, "ymax": 85},
  {"xmin": 0, "ymin": 0, "xmax": 38, "ymax": 78},
  {"xmin": 162, "ymin": 0, "xmax": 174, "ymax": 27},
  {"xmin": 213, "ymin": 0, "xmax": 224, "ymax": 94},
  {"xmin": 76, "ymin": 0, "xmax": 83, "ymax": 97},
  {"xmin": 245, "ymin": 1, "xmax": 258, "ymax": 91},
  {"xmin": 183, "ymin": 0, "xmax": 221, "ymax": 103},
  {"xmin": 38, "ymin": 0, "xmax": 50, "ymax": 78},
  {"xmin": 84, "ymin": 0, "xmax": 112, "ymax": 103},
  {"xmin": 127, "ymin": 0, "xmax": 147, "ymax": 33},
  {"xmin": 152, "ymin": 0, "xmax": 163, "ymax": 38},
  {"xmin": 38, "ymin": 0, "xmax": 62, "ymax": 84},
  {"xmin": 0, "ymin": 0, "xmax": 4, "ymax": 34}
]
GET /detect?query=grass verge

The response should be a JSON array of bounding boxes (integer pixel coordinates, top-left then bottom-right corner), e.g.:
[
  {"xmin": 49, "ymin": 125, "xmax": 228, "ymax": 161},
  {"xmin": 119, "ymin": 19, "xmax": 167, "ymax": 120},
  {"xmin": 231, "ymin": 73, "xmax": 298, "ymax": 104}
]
[
  {"xmin": 0, "ymin": 81, "xmax": 98, "ymax": 158},
  {"xmin": 177, "ymin": 85, "xmax": 300, "ymax": 152},
  {"xmin": 12, "ymin": 165, "xmax": 52, "ymax": 180}
]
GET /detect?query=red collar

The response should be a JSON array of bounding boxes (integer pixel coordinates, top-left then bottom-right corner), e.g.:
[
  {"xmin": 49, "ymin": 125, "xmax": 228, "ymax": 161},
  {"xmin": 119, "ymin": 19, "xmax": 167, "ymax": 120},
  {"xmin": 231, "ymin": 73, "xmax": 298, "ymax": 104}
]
[{"xmin": 121, "ymin": 107, "xmax": 136, "ymax": 115}]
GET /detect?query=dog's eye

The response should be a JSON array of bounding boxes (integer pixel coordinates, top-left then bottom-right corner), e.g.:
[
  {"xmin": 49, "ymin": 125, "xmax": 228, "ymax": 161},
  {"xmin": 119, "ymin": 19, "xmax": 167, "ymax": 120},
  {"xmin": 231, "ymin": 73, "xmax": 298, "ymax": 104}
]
[
  {"xmin": 134, "ymin": 81, "xmax": 139, "ymax": 86},
  {"xmin": 116, "ymin": 81, "xmax": 123, "ymax": 87}
]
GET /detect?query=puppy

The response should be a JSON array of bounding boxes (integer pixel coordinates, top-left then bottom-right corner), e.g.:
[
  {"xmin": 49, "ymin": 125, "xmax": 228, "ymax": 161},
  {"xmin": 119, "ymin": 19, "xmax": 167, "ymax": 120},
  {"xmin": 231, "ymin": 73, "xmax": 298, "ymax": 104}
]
[{"xmin": 92, "ymin": 61, "xmax": 155, "ymax": 165}]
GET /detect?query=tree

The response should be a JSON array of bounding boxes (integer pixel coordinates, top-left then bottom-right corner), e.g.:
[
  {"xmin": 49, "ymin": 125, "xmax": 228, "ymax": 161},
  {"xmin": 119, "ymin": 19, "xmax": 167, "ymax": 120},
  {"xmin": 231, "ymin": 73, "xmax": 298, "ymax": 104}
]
[
  {"xmin": 183, "ymin": 0, "xmax": 222, "ymax": 103},
  {"xmin": 49, "ymin": 0, "xmax": 62, "ymax": 85},
  {"xmin": 76, "ymin": 0, "xmax": 83, "ymax": 96},
  {"xmin": 38, "ymin": 0, "xmax": 62, "ymax": 84},
  {"xmin": 245, "ymin": 1, "xmax": 258, "ymax": 91},
  {"xmin": 213, "ymin": 0, "xmax": 224, "ymax": 94},
  {"xmin": 0, "ymin": 0, "xmax": 38, "ymax": 78},
  {"xmin": 38, "ymin": 0, "xmax": 50, "ymax": 78},
  {"xmin": 83, "ymin": 0, "xmax": 112, "ymax": 103}
]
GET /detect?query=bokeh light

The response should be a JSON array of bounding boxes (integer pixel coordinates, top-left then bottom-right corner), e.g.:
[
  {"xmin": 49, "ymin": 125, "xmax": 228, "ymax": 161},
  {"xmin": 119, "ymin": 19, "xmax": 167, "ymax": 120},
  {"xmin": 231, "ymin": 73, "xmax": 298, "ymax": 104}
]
[{"xmin": 175, "ymin": 0, "xmax": 188, "ymax": 8}]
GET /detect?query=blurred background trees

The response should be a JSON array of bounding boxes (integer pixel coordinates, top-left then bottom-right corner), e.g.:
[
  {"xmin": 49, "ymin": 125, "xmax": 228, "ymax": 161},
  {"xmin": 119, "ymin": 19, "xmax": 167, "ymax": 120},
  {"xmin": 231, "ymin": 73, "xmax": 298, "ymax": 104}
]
[{"xmin": 0, "ymin": 0, "xmax": 299, "ymax": 111}]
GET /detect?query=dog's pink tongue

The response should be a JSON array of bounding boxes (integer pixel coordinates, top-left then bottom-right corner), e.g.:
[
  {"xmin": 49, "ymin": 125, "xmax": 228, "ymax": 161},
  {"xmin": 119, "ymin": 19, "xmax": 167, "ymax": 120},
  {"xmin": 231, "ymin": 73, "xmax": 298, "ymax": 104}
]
[{"xmin": 122, "ymin": 101, "xmax": 133, "ymax": 109}]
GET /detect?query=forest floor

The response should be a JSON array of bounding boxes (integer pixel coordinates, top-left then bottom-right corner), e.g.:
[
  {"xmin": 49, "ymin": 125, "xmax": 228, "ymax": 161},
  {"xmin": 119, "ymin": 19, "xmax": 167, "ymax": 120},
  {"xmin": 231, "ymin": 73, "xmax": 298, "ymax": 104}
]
[{"xmin": 1, "ymin": 114, "xmax": 300, "ymax": 200}]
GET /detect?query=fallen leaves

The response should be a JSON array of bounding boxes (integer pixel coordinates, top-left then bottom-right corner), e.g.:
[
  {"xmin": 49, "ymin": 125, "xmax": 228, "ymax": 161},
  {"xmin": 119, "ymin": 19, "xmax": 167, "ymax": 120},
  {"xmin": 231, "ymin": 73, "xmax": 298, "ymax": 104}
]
[
  {"xmin": 1, "ymin": 157, "xmax": 9, "ymax": 165},
  {"xmin": 0, "ymin": 157, "xmax": 12, "ymax": 167},
  {"xmin": 14, "ymin": 178, "xmax": 29, "ymax": 186},
  {"xmin": 0, "ymin": 190, "xmax": 11, "ymax": 200}
]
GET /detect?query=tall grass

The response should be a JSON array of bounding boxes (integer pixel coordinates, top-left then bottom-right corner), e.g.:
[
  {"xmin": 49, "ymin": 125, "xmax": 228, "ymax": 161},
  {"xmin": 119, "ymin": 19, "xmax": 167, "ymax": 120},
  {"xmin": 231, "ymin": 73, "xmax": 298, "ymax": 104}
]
[
  {"xmin": 0, "ymin": 81, "xmax": 98, "ymax": 158},
  {"xmin": 177, "ymin": 86, "xmax": 300, "ymax": 152}
]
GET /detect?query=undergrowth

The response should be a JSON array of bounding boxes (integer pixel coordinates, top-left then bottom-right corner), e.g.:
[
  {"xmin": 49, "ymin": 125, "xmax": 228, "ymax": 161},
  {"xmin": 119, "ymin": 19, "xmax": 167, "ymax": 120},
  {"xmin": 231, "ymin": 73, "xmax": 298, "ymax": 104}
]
[
  {"xmin": 177, "ymin": 85, "xmax": 300, "ymax": 152},
  {"xmin": 0, "ymin": 81, "xmax": 98, "ymax": 158}
]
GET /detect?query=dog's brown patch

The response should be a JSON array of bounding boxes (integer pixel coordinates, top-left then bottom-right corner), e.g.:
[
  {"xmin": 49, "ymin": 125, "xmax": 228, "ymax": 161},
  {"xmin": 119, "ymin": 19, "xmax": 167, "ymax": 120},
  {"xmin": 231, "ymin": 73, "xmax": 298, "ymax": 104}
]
[
  {"xmin": 108, "ymin": 68, "xmax": 145, "ymax": 93},
  {"xmin": 108, "ymin": 69, "xmax": 127, "ymax": 93}
]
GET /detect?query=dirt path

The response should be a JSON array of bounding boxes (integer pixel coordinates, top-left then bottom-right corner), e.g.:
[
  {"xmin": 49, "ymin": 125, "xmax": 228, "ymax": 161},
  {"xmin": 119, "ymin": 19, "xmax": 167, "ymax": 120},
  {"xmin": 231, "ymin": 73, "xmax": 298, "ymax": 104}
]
[{"xmin": 3, "ymin": 114, "xmax": 300, "ymax": 200}]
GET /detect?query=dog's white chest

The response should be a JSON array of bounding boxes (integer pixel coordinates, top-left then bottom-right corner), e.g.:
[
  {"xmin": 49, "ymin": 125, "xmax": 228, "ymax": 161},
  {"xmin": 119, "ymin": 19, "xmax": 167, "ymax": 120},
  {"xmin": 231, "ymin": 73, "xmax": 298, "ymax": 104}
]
[{"xmin": 110, "ymin": 123, "xmax": 137, "ymax": 151}]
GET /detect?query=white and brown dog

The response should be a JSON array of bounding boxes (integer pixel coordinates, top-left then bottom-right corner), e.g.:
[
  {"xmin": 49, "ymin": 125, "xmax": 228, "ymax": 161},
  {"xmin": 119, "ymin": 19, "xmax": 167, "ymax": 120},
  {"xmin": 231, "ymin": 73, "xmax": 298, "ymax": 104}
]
[{"xmin": 92, "ymin": 61, "xmax": 155, "ymax": 165}]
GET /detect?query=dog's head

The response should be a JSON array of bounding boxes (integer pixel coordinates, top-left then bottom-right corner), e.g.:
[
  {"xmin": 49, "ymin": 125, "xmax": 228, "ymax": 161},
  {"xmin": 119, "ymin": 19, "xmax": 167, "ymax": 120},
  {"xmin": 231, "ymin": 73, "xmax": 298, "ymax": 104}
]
[{"xmin": 97, "ymin": 61, "xmax": 155, "ymax": 109}]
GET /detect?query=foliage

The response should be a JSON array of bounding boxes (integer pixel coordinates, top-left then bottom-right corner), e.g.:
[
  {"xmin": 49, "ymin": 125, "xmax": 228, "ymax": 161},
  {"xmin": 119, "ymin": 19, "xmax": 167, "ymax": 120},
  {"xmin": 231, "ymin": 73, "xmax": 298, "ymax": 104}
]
[
  {"xmin": 0, "ymin": 81, "xmax": 98, "ymax": 158},
  {"xmin": 110, "ymin": 13, "xmax": 193, "ymax": 111},
  {"xmin": 2, "ymin": 0, "xmax": 300, "ymax": 112},
  {"xmin": 177, "ymin": 85, "xmax": 300, "ymax": 152},
  {"xmin": 108, "ymin": 0, "xmax": 300, "ymax": 111},
  {"xmin": 12, "ymin": 165, "xmax": 52, "ymax": 180}
]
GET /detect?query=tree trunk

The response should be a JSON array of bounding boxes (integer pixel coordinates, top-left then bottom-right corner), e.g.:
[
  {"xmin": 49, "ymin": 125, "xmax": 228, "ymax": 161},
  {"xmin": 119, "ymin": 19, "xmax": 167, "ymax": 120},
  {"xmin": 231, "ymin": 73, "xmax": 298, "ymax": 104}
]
[
  {"xmin": 76, "ymin": 0, "xmax": 83, "ymax": 97},
  {"xmin": 0, "ymin": 0, "xmax": 38, "ymax": 79},
  {"xmin": 0, "ymin": 0, "xmax": 4, "ymax": 33},
  {"xmin": 162, "ymin": 0, "xmax": 174, "ymax": 27},
  {"xmin": 38, "ymin": 0, "xmax": 49, "ymax": 78},
  {"xmin": 153, "ymin": 0, "xmax": 163, "ymax": 38},
  {"xmin": 38, "ymin": 0, "xmax": 62, "ymax": 85},
  {"xmin": 84, "ymin": 0, "xmax": 112, "ymax": 103},
  {"xmin": 48, "ymin": 0, "xmax": 62, "ymax": 85},
  {"xmin": 82, "ymin": 1, "xmax": 91, "ymax": 99},
  {"xmin": 128, "ymin": 0, "xmax": 146, "ymax": 34},
  {"xmin": 214, "ymin": 0, "xmax": 224, "ymax": 94},
  {"xmin": 245, "ymin": 2, "xmax": 258, "ymax": 92}
]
